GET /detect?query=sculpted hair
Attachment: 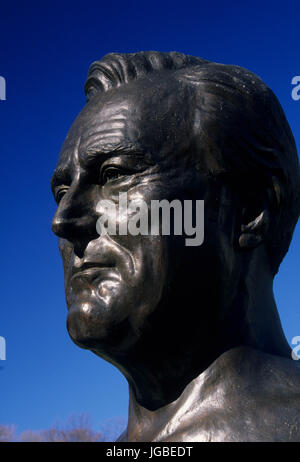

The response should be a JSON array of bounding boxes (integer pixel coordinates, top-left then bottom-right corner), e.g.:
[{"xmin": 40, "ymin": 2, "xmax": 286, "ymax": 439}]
[
  {"xmin": 84, "ymin": 51, "xmax": 300, "ymax": 275},
  {"xmin": 84, "ymin": 51, "xmax": 207, "ymax": 99}
]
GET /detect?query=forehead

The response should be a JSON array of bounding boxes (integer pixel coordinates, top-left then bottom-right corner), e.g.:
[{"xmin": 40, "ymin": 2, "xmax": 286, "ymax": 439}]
[{"xmin": 56, "ymin": 77, "xmax": 194, "ymax": 169}]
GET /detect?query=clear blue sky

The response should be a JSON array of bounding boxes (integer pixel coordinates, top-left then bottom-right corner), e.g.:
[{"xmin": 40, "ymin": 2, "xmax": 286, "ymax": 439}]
[{"xmin": 0, "ymin": 0, "xmax": 299, "ymax": 434}]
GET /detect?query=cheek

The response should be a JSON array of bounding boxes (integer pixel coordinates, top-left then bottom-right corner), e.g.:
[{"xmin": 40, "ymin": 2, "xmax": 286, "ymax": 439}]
[
  {"xmin": 127, "ymin": 235, "xmax": 170, "ymax": 326},
  {"xmin": 58, "ymin": 238, "xmax": 73, "ymax": 275}
]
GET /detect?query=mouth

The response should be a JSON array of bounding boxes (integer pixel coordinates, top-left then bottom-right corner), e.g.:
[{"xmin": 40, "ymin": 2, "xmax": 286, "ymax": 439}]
[{"xmin": 71, "ymin": 262, "xmax": 118, "ymax": 282}]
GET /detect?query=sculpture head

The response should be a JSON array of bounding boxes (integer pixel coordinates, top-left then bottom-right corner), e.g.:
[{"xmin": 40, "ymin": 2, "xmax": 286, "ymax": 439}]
[{"xmin": 51, "ymin": 52, "xmax": 300, "ymax": 407}]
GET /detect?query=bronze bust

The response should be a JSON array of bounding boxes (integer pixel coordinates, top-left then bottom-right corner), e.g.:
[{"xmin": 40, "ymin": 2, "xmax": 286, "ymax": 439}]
[{"xmin": 51, "ymin": 51, "xmax": 300, "ymax": 442}]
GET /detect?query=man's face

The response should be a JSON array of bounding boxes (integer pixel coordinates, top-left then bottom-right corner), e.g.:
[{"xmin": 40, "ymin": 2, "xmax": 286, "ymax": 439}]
[{"xmin": 51, "ymin": 77, "xmax": 238, "ymax": 363}]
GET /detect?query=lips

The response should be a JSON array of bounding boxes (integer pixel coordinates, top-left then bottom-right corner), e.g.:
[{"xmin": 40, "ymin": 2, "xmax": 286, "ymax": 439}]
[{"xmin": 70, "ymin": 262, "xmax": 119, "ymax": 283}]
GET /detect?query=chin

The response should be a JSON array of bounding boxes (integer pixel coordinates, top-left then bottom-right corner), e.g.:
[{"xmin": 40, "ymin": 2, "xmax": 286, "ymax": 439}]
[
  {"xmin": 66, "ymin": 297, "xmax": 139, "ymax": 355},
  {"xmin": 66, "ymin": 300, "xmax": 108, "ymax": 349}
]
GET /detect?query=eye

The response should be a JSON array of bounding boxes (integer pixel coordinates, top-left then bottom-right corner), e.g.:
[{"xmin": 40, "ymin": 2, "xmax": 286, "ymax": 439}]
[
  {"xmin": 55, "ymin": 186, "xmax": 69, "ymax": 204},
  {"xmin": 86, "ymin": 86, "xmax": 97, "ymax": 102},
  {"xmin": 101, "ymin": 166, "xmax": 126, "ymax": 185}
]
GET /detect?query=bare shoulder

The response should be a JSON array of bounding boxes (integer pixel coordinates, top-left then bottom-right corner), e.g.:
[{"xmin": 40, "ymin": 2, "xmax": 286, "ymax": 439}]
[
  {"xmin": 206, "ymin": 347, "xmax": 300, "ymax": 441},
  {"xmin": 239, "ymin": 346, "xmax": 300, "ymax": 391},
  {"xmin": 114, "ymin": 348, "xmax": 300, "ymax": 442}
]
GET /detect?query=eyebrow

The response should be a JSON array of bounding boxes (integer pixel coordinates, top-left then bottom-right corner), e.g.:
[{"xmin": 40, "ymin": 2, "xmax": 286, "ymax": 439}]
[
  {"xmin": 85, "ymin": 143, "xmax": 144, "ymax": 156},
  {"xmin": 51, "ymin": 148, "xmax": 146, "ymax": 189},
  {"xmin": 80, "ymin": 144, "xmax": 146, "ymax": 168},
  {"xmin": 51, "ymin": 144, "xmax": 151, "ymax": 196}
]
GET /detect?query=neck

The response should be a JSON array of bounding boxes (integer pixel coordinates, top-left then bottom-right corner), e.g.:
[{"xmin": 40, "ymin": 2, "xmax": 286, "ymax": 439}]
[
  {"xmin": 117, "ymin": 246, "xmax": 290, "ymax": 414},
  {"xmin": 124, "ymin": 343, "xmax": 292, "ymax": 442},
  {"xmin": 230, "ymin": 245, "xmax": 291, "ymax": 358}
]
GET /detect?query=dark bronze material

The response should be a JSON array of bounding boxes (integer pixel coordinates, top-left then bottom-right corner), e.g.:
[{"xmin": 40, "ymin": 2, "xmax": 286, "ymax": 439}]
[{"xmin": 51, "ymin": 52, "xmax": 300, "ymax": 442}]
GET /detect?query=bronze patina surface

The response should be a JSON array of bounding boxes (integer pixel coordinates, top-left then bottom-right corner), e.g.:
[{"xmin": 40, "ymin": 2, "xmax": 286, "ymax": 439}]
[{"xmin": 51, "ymin": 51, "xmax": 300, "ymax": 442}]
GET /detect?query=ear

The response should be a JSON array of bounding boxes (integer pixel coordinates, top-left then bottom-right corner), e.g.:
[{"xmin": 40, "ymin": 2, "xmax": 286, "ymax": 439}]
[{"xmin": 238, "ymin": 176, "xmax": 281, "ymax": 250}]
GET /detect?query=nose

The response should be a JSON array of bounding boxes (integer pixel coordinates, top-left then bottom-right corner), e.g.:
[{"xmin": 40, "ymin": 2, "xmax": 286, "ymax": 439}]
[{"xmin": 51, "ymin": 182, "xmax": 99, "ymax": 246}]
